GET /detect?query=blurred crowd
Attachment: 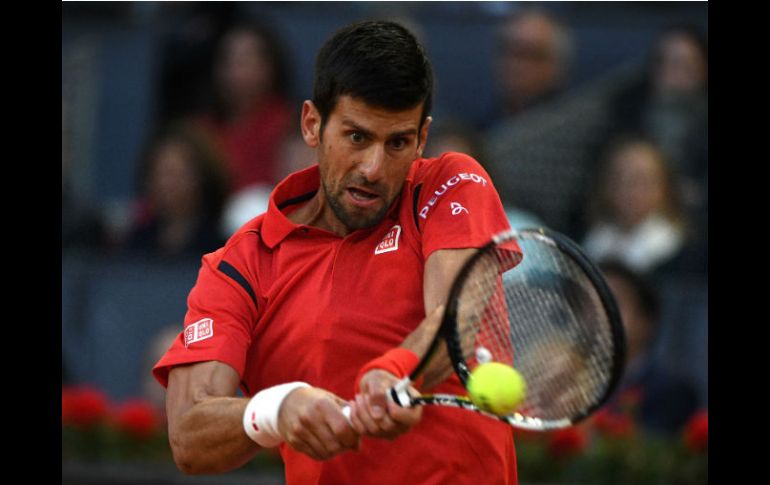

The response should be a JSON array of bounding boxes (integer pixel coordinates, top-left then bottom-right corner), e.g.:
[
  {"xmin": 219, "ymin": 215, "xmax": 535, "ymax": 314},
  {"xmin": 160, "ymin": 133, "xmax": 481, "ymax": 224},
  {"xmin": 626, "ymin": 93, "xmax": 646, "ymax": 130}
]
[{"xmin": 62, "ymin": 3, "xmax": 707, "ymax": 445}]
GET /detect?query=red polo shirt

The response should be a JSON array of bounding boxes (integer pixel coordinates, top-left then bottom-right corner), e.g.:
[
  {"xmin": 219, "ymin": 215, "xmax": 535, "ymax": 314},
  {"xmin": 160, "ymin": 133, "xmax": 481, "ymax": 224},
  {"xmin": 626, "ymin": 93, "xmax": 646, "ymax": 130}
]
[{"xmin": 154, "ymin": 152, "xmax": 521, "ymax": 485}]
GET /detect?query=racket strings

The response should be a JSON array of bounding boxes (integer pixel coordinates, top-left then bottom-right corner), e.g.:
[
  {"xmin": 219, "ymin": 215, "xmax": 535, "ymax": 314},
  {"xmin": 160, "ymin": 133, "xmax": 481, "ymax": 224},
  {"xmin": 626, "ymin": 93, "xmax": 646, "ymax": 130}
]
[
  {"xmin": 456, "ymin": 250, "xmax": 518, "ymax": 367},
  {"xmin": 455, "ymin": 233, "xmax": 617, "ymax": 423}
]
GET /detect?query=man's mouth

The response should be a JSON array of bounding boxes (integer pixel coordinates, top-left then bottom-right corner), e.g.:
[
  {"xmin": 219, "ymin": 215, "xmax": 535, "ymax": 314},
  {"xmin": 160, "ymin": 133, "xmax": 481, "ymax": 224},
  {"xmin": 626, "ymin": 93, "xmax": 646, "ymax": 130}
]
[{"xmin": 347, "ymin": 186, "xmax": 380, "ymax": 202}]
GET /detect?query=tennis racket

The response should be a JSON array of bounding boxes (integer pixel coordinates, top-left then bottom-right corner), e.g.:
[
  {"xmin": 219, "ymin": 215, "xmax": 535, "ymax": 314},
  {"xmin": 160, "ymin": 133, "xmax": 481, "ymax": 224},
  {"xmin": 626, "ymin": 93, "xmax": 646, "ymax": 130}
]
[{"xmin": 347, "ymin": 227, "xmax": 625, "ymax": 431}]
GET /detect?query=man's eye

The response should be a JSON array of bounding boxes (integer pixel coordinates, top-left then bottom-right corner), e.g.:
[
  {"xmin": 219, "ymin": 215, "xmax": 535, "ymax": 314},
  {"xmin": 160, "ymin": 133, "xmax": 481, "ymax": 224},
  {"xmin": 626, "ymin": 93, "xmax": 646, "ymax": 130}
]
[
  {"xmin": 390, "ymin": 138, "xmax": 407, "ymax": 150},
  {"xmin": 350, "ymin": 132, "xmax": 365, "ymax": 144}
]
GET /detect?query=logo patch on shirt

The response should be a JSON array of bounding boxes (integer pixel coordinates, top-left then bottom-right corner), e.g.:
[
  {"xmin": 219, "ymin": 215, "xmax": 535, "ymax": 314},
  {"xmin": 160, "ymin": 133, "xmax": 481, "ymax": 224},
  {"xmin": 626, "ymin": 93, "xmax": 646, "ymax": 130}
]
[
  {"xmin": 185, "ymin": 318, "xmax": 214, "ymax": 347},
  {"xmin": 450, "ymin": 202, "xmax": 469, "ymax": 215},
  {"xmin": 419, "ymin": 172, "xmax": 488, "ymax": 219},
  {"xmin": 375, "ymin": 224, "xmax": 402, "ymax": 254}
]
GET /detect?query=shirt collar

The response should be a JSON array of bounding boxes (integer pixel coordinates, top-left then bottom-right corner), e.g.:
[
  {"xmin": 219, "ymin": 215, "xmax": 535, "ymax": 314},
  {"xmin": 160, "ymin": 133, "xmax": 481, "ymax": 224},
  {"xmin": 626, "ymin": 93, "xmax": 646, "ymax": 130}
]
[
  {"xmin": 261, "ymin": 165, "xmax": 320, "ymax": 249},
  {"xmin": 262, "ymin": 158, "xmax": 424, "ymax": 248}
]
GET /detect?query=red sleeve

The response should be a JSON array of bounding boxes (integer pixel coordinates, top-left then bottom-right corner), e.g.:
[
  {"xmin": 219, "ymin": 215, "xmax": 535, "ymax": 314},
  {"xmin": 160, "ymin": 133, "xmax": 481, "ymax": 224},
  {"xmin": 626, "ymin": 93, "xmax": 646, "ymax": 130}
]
[
  {"xmin": 152, "ymin": 242, "xmax": 261, "ymax": 388},
  {"xmin": 416, "ymin": 152, "xmax": 520, "ymax": 259}
]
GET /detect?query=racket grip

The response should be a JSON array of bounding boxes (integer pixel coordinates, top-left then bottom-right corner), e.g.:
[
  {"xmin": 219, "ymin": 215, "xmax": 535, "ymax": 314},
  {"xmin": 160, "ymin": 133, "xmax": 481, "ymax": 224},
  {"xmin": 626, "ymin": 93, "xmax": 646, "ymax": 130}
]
[{"xmin": 390, "ymin": 376, "xmax": 414, "ymax": 407}]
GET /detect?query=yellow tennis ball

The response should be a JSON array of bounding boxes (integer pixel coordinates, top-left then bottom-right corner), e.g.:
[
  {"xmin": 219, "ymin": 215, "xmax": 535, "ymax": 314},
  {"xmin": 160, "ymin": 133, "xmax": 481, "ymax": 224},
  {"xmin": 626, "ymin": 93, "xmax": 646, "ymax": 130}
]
[{"xmin": 467, "ymin": 362, "xmax": 527, "ymax": 416}]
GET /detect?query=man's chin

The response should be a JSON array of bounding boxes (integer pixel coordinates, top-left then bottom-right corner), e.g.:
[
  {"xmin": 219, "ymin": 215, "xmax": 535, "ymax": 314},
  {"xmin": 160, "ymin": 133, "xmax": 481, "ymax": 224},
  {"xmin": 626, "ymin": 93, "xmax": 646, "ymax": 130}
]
[
  {"xmin": 335, "ymin": 204, "xmax": 389, "ymax": 231},
  {"xmin": 342, "ymin": 212, "xmax": 388, "ymax": 230},
  {"xmin": 325, "ymin": 187, "xmax": 392, "ymax": 231}
]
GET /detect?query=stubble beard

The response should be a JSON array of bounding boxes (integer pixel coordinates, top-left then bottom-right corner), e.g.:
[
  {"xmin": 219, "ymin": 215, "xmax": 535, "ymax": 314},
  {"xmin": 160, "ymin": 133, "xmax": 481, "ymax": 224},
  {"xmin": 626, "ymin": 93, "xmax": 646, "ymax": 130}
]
[{"xmin": 322, "ymin": 175, "xmax": 394, "ymax": 231}]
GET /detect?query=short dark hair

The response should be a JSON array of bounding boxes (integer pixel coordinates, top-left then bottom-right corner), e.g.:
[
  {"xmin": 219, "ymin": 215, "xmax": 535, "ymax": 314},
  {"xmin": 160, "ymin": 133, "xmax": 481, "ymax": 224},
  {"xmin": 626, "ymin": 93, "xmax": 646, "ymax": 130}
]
[{"xmin": 312, "ymin": 20, "xmax": 433, "ymax": 132}]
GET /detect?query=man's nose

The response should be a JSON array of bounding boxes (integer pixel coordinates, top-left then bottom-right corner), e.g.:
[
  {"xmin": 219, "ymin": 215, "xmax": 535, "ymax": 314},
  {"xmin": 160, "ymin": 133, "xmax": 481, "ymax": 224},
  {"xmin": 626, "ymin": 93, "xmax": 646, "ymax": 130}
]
[{"xmin": 358, "ymin": 145, "xmax": 386, "ymax": 182}]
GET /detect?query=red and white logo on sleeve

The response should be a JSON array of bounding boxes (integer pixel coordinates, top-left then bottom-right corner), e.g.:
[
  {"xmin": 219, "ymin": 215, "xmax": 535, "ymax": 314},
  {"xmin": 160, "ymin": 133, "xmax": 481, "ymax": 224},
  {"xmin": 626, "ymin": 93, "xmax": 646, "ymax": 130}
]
[
  {"xmin": 419, "ymin": 172, "xmax": 488, "ymax": 220},
  {"xmin": 184, "ymin": 318, "xmax": 214, "ymax": 348}
]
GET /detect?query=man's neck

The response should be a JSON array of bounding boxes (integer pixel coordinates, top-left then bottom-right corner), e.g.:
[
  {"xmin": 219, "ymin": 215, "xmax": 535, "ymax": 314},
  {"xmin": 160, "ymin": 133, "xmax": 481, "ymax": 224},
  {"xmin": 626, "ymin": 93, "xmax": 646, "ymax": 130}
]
[{"xmin": 286, "ymin": 191, "xmax": 352, "ymax": 237}]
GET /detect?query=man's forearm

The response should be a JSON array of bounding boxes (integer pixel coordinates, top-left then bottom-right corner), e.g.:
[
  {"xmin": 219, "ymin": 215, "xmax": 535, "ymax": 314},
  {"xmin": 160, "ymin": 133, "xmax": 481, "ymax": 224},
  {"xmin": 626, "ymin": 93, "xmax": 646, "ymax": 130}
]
[
  {"xmin": 400, "ymin": 248, "xmax": 477, "ymax": 389},
  {"xmin": 169, "ymin": 396, "xmax": 260, "ymax": 475}
]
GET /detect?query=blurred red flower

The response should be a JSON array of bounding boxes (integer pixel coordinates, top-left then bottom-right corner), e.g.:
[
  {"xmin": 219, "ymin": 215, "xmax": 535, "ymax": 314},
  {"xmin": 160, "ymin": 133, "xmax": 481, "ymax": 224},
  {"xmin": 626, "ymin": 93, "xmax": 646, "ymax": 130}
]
[
  {"xmin": 593, "ymin": 410, "xmax": 635, "ymax": 439},
  {"xmin": 62, "ymin": 386, "xmax": 109, "ymax": 428},
  {"xmin": 113, "ymin": 399, "xmax": 160, "ymax": 440},
  {"xmin": 547, "ymin": 426, "xmax": 588, "ymax": 459},
  {"xmin": 617, "ymin": 387, "xmax": 642, "ymax": 412},
  {"xmin": 683, "ymin": 409, "xmax": 708, "ymax": 452}
]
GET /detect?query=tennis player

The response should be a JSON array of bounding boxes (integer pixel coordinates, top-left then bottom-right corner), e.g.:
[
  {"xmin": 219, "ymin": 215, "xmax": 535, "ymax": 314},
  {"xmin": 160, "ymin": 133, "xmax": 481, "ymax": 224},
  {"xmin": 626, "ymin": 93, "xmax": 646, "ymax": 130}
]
[{"xmin": 154, "ymin": 20, "xmax": 520, "ymax": 484}]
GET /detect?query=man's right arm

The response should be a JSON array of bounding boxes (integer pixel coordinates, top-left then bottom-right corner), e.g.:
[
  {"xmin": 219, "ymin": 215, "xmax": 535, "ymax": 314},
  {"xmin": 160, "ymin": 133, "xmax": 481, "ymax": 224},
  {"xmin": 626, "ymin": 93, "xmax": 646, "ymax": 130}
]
[
  {"xmin": 166, "ymin": 360, "xmax": 360, "ymax": 474},
  {"xmin": 166, "ymin": 361, "xmax": 259, "ymax": 474}
]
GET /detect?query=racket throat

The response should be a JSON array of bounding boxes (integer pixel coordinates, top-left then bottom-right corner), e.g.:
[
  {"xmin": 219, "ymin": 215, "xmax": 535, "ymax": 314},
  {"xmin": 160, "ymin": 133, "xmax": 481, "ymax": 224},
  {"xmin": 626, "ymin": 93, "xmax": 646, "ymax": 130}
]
[{"xmin": 390, "ymin": 377, "xmax": 414, "ymax": 407}]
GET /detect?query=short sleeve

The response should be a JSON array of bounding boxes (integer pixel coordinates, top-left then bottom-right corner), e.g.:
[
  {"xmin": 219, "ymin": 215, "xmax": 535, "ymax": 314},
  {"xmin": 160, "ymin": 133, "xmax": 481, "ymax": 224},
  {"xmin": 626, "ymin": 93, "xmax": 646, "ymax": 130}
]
[
  {"xmin": 152, "ymin": 247, "xmax": 261, "ymax": 388},
  {"xmin": 415, "ymin": 153, "xmax": 520, "ymax": 260}
]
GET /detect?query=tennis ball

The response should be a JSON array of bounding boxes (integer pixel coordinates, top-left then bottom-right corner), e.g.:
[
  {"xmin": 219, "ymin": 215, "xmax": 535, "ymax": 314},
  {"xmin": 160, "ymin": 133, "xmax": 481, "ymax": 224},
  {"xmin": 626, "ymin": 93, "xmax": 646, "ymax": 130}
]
[{"xmin": 467, "ymin": 362, "xmax": 527, "ymax": 416}]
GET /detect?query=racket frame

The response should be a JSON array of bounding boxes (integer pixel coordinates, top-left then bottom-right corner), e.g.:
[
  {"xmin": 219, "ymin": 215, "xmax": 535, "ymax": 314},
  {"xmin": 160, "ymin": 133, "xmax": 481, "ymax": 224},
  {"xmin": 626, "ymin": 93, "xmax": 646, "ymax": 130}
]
[{"xmin": 391, "ymin": 227, "xmax": 626, "ymax": 429}]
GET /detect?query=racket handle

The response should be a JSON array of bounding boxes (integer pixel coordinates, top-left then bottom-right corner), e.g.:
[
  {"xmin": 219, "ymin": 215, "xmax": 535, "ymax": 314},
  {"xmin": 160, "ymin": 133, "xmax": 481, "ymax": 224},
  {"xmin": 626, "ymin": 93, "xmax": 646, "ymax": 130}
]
[
  {"xmin": 390, "ymin": 376, "xmax": 414, "ymax": 407},
  {"xmin": 340, "ymin": 377, "xmax": 414, "ymax": 424},
  {"xmin": 341, "ymin": 405, "xmax": 352, "ymax": 425}
]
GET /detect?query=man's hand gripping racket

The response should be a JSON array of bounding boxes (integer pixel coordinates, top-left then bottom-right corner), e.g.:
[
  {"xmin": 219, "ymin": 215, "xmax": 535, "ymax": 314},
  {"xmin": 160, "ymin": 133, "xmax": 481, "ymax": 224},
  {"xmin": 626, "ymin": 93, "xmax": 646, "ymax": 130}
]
[{"xmin": 345, "ymin": 227, "xmax": 626, "ymax": 432}]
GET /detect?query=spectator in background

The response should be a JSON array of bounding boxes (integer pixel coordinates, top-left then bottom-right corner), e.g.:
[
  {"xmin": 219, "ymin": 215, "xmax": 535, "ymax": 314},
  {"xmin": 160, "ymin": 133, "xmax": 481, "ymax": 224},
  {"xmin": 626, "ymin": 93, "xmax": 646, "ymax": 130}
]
[
  {"xmin": 220, "ymin": 106, "xmax": 318, "ymax": 236},
  {"xmin": 598, "ymin": 260, "xmax": 699, "ymax": 437},
  {"xmin": 424, "ymin": 119, "xmax": 542, "ymax": 229},
  {"xmin": 124, "ymin": 122, "xmax": 230, "ymax": 257},
  {"xmin": 193, "ymin": 21, "xmax": 294, "ymax": 192},
  {"xmin": 581, "ymin": 137, "xmax": 686, "ymax": 275},
  {"xmin": 480, "ymin": 9, "xmax": 584, "ymax": 235},
  {"xmin": 488, "ymin": 9, "xmax": 573, "ymax": 128},
  {"xmin": 424, "ymin": 118, "xmax": 482, "ymax": 160},
  {"xmin": 605, "ymin": 25, "xmax": 707, "ymax": 250},
  {"xmin": 275, "ymin": 129, "xmax": 318, "ymax": 181},
  {"xmin": 609, "ymin": 25, "xmax": 707, "ymax": 181},
  {"xmin": 156, "ymin": 2, "xmax": 240, "ymax": 122}
]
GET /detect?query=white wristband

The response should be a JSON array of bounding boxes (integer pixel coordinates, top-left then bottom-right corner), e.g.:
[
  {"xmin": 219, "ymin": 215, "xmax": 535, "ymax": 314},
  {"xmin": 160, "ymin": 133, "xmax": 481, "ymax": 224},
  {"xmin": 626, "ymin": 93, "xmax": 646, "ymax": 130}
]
[{"xmin": 242, "ymin": 382, "xmax": 311, "ymax": 448}]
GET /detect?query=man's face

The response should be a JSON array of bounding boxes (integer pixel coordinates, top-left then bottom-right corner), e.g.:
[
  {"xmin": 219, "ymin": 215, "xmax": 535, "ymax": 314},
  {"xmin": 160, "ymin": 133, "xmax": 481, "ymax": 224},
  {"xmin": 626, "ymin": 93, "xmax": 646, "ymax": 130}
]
[{"xmin": 301, "ymin": 95, "xmax": 431, "ymax": 232}]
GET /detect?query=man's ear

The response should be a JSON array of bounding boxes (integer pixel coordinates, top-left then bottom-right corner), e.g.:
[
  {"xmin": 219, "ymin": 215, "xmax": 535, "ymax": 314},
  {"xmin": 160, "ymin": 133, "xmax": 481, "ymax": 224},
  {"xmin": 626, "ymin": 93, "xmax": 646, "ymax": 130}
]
[
  {"xmin": 417, "ymin": 116, "xmax": 433, "ymax": 157},
  {"xmin": 301, "ymin": 100, "xmax": 322, "ymax": 148}
]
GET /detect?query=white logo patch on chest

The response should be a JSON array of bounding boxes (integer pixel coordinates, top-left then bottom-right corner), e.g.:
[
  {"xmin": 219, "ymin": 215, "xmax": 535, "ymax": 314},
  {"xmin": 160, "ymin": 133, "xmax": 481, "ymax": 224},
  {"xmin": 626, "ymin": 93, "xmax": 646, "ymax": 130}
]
[{"xmin": 375, "ymin": 224, "xmax": 402, "ymax": 254}]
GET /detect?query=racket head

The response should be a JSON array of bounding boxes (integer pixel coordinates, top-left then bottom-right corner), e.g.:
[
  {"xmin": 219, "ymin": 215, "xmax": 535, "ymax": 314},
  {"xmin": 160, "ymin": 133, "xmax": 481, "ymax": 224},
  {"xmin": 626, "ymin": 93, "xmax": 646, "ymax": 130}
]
[{"xmin": 442, "ymin": 227, "xmax": 626, "ymax": 429}]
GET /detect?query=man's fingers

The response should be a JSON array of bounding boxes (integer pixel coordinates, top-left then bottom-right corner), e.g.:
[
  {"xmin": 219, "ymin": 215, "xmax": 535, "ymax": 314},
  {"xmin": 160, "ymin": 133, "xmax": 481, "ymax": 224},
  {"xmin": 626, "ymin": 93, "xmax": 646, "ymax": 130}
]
[
  {"xmin": 353, "ymin": 368, "xmax": 425, "ymax": 440},
  {"xmin": 278, "ymin": 387, "xmax": 362, "ymax": 460},
  {"xmin": 355, "ymin": 394, "xmax": 405, "ymax": 440},
  {"xmin": 353, "ymin": 393, "xmax": 399, "ymax": 437},
  {"xmin": 354, "ymin": 394, "xmax": 384, "ymax": 435},
  {"xmin": 347, "ymin": 400, "xmax": 364, "ymax": 434},
  {"xmin": 365, "ymin": 394, "xmax": 399, "ymax": 431},
  {"xmin": 325, "ymin": 403, "xmax": 361, "ymax": 450},
  {"xmin": 285, "ymin": 417, "xmax": 335, "ymax": 460},
  {"xmin": 386, "ymin": 395, "xmax": 422, "ymax": 428},
  {"xmin": 310, "ymin": 398, "xmax": 361, "ymax": 456}
]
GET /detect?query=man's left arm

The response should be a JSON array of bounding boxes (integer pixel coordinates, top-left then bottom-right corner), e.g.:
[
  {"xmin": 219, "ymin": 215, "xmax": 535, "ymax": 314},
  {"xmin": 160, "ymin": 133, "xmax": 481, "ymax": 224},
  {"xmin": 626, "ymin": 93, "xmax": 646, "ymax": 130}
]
[
  {"xmin": 350, "ymin": 153, "xmax": 516, "ymax": 439},
  {"xmin": 347, "ymin": 248, "xmax": 475, "ymax": 438}
]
